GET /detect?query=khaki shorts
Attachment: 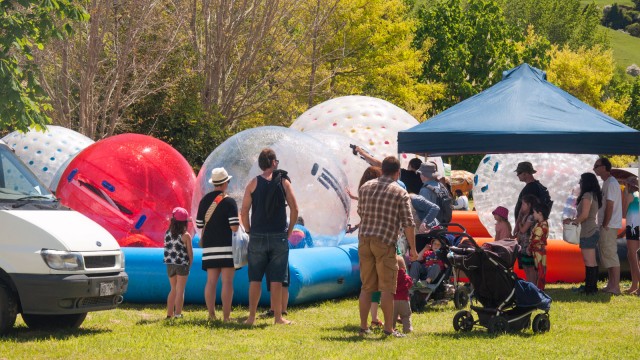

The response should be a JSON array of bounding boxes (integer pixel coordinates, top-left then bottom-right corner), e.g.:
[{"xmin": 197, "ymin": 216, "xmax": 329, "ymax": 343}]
[
  {"xmin": 167, "ymin": 264, "xmax": 190, "ymax": 277},
  {"xmin": 358, "ymin": 235, "xmax": 398, "ymax": 294},
  {"xmin": 598, "ymin": 227, "xmax": 620, "ymax": 268}
]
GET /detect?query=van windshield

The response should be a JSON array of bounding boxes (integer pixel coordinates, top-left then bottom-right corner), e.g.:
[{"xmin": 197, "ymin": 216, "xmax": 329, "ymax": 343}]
[{"xmin": 0, "ymin": 144, "xmax": 54, "ymax": 202}]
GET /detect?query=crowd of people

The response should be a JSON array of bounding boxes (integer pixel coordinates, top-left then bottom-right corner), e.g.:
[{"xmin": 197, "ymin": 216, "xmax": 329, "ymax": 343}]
[{"xmin": 162, "ymin": 148, "xmax": 640, "ymax": 336}]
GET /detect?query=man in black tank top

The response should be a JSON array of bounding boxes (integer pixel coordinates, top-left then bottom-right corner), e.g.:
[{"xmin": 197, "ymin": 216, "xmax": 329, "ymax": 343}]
[{"xmin": 241, "ymin": 148, "xmax": 299, "ymax": 325}]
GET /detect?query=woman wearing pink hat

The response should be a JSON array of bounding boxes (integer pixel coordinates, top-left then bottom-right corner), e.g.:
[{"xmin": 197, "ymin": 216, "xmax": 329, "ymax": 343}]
[{"xmin": 492, "ymin": 206, "xmax": 512, "ymax": 241}]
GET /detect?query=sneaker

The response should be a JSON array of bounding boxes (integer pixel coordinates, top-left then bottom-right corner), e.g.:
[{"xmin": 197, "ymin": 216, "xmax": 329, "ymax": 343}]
[
  {"xmin": 383, "ymin": 329, "xmax": 406, "ymax": 338},
  {"xmin": 358, "ymin": 328, "xmax": 372, "ymax": 337},
  {"xmin": 174, "ymin": 314, "xmax": 183, "ymax": 319},
  {"xmin": 413, "ymin": 280, "xmax": 428, "ymax": 289}
]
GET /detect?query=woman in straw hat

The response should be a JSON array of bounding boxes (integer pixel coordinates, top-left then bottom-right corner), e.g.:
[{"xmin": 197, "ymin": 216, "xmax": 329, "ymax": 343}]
[{"xmin": 196, "ymin": 167, "xmax": 239, "ymax": 321}]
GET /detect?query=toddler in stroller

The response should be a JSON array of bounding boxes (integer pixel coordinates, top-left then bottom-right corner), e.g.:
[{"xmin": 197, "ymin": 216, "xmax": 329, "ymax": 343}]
[
  {"xmin": 406, "ymin": 224, "xmax": 470, "ymax": 311},
  {"xmin": 448, "ymin": 234, "xmax": 552, "ymax": 334}
]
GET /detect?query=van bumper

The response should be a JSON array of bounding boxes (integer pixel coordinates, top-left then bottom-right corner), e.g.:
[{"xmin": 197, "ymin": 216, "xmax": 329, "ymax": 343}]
[{"xmin": 11, "ymin": 272, "xmax": 128, "ymax": 315}]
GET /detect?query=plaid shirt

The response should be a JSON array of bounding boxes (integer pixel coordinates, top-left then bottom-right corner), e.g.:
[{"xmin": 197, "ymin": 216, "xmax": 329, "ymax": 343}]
[{"xmin": 358, "ymin": 175, "xmax": 415, "ymax": 245}]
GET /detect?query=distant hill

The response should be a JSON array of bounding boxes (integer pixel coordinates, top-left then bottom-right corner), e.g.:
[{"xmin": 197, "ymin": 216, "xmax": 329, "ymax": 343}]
[{"xmin": 602, "ymin": 25, "xmax": 640, "ymax": 69}]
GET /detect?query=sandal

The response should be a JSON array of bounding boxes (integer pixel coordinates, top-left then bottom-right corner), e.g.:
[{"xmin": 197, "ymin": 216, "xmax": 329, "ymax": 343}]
[
  {"xmin": 370, "ymin": 319, "xmax": 384, "ymax": 328},
  {"xmin": 383, "ymin": 329, "xmax": 406, "ymax": 338}
]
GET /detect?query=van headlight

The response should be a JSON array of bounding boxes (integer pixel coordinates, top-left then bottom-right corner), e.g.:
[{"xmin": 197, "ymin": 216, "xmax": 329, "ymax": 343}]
[
  {"xmin": 120, "ymin": 250, "xmax": 125, "ymax": 269},
  {"xmin": 41, "ymin": 249, "xmax": 85, "ymax": 270}
]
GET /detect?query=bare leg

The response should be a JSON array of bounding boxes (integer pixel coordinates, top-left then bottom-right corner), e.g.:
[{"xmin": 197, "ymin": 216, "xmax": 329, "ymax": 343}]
[
  {"xmin": 359, "ymin": 289, "xmax": 372, "ymax": 330},
  {"xmin": 270, "ymin": 282, "xmax": 291, "ymax": 324},
  {"xmin": 244, "ymin": 281, "xmax": 262, "ymax": 325},
  {"xmin": 582, "ymin": 249, "xmax": 597, "ymax": 267},
  {"xmin": 174, "ymin": 275, "xmax": 188, "ymax": 315},
  {"xmin": 282, "ymin": 286, "xmax": 289, "ymax": 314},
  {"xmin": 205, "ymin": 268, "xmax": 221, "ymax": 319},
  {"xmin": 380, "ymin": 291, "xmax": 395, "ymax": 334},
  {"xmin": 627, "ymin": 240, "xmax": 640, "ymax": 293},
  {"xmin": 166, "ymin": 275, "xmax": 177, "ymax": 317},
  {"xmin": 220, "ymin": 268, "xmax": 235, "ymax": 321},
  {"xmin": 369, "ymin": 302, "xmax": 379, "ymax": 323},
  {"xmin": 608, "ymin": 267, "xmax": 621, "ymax": 294}
]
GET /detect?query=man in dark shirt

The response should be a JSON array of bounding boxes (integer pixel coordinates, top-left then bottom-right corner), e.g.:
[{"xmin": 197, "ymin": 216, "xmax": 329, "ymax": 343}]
[
  {"xmin": 513, "ymin": 161, "xmax": 548, "ymax": 235},
  {"xmin": 241, "ymin": 148, "xmax": 298, "ymax": 325},
  {"xmin": 400, "ymin": 158, "xmax": 423, "ymax": 194}
]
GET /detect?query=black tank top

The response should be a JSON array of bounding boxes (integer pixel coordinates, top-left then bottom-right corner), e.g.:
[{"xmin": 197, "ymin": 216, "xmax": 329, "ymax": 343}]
[{"xmin": 250, "ymin": 175, "xmax": 287, "ymax": 233}]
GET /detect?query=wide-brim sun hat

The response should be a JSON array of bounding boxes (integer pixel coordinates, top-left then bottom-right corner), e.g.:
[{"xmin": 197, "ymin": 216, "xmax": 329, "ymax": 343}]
[{"xmin": 209, "ymin": 167, "xmax": 232, "ymax": 186}]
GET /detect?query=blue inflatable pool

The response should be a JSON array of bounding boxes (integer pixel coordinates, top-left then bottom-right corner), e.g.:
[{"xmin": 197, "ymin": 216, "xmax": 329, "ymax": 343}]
[{"xmin": 122, "ymin": 238, "xmax": 361, "ymax": 306}]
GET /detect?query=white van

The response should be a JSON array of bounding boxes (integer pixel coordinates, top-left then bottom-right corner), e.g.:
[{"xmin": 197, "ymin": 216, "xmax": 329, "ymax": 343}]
[{"xmin": 0, "ymin": 140, "xmax": 128, "ymax": 334}]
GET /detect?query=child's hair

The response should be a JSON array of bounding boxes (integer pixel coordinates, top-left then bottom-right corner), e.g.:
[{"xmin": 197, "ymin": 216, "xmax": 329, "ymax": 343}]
[
  {"xmin": 521, "ymin": 194, "xmax": 539, "ymax": 213},
  {"xmin": 170, "ymin": 218, "xmax": 188, "ymax": 238},
  {"xmin": 532, "ymin": 203, "xmax": 549, "ymax": 220},
  {"xmin": 396, "ymin": 255, "xmax": 406, "ymax": 270},
  {"xmin": 431, "ymin": 238, "xmax": 443, "ymax": 250}
]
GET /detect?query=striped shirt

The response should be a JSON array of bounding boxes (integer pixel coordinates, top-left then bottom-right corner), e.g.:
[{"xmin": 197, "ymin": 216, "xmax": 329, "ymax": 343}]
[
  {"xmin": 197, "ymin": 190, "xmax": 240, "ymax": 268},
  {"xmin": 358, "ymin": 175, "xmax": 415, "ymax": 245}
]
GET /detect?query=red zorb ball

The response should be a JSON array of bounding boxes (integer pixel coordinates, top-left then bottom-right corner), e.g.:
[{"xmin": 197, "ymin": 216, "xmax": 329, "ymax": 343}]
[{"xmin": 56, "ymin": 133, "xmax": 195, "ymax": 247}]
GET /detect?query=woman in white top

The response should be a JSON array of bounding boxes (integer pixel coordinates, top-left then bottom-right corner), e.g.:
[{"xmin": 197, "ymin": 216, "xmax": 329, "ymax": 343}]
[{"xmin": 453, "ymin": 189, "xmax": 468, "ymax": 210}]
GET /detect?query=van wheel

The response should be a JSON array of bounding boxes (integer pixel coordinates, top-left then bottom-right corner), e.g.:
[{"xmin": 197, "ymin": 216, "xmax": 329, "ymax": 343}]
[
  {"xmin": 0, "ymin": 283, "xmax": 18, "ymax": 335},
  {"xmin": 22, "ymin": 313, "xmax": 87, "ymax": 330}
]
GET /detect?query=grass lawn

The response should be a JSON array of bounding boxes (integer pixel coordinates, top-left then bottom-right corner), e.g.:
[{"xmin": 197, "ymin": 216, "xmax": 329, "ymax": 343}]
[
  {"xmin": 602, "ymin": 25, "xmax": 640, "ymax": 69},
  {"xmin": 1, "ymin": 283, "xmax": 639, "ymax": 359},
  {"xmin": 581, "ymin": 0, "xmax": 635, "ymax": 7}
]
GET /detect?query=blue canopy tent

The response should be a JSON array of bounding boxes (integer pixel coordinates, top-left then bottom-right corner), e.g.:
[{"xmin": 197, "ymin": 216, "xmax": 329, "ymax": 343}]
[{"xmin": 398, "ymin": 64, "xmax": 640, "ymax": 155}]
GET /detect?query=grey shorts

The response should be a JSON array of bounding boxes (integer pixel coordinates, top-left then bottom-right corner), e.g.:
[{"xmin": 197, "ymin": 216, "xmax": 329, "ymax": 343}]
[
  {"xmin": 247, "ymin": 232, "xmax": 289, "ymax": 283},
  {"xmin": 579, "ymin": 231, "xmax": 599, "ymax": 249},
  {"xmin": 167, "ymin": 264, "xmax": 189, "ymax": 277}
]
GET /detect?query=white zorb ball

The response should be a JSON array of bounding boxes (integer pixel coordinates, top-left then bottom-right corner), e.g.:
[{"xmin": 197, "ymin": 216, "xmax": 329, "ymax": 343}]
[
  {"xmin": 2, "ymin": 126, "xmax": 94, "ymax": 189},
  {"xmin": 291, "ymin": 95, "xmax": 420, "ymax": 168},
  {"xmin": 193, "ymin": 126, "xmax": 349, "ymax": 244},
  {"xmin": 474, "ymin": 153, "xmax": 598, "ymax": 239},
  {"xmin": 305, "ymin": 130, "xmax": 371, "ymax": 227}
]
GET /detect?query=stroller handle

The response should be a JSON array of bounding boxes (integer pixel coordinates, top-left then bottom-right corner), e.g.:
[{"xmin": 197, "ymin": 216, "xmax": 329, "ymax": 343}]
[
  {"xmin": 437, "ymin": 223, "xmax": 467, "ymax": 233},
  {"xmin": 449, "ymin": 246, "xmax": 476, "ymax": 255}
]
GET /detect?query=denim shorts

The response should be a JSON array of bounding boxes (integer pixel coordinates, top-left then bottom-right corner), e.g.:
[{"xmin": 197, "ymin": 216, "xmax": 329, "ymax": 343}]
[
  {"xmin": 579, "ymin": 231, "xmax": 599, "ymax": 249},
  {"xmin": 248, "ymin": 232, "xmax": 289, "ymax": 283}
]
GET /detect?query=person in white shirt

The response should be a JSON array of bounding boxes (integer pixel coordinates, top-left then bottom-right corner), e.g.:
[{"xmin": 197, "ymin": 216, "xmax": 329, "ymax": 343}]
[
  {"xmin": 593, "ymin": 158, "xmax": 622, "ymax": 295},
  {"xmin": 453, "ymin": 189, "xmax": 468, "ymax": 211}
]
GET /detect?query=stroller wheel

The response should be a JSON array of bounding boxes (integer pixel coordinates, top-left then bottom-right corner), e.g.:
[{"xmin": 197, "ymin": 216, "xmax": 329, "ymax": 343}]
[
  {"xmin": 453, "ymin": 285, "xmax": 470, "ymax": 309},
  {"xmin": 410, "ymin": 291, "xmax": 426, "ymax": 312},
  {"xmin": 487, "ymin": 315, "xmax": 508, "ymax": 334},
  {"xmin": 532, "ymin": 313, "xmax": 551, "ymax": 333},
  {"xmin": 453, "ymin": 310, "xmax": 474, "ymax": 332}
]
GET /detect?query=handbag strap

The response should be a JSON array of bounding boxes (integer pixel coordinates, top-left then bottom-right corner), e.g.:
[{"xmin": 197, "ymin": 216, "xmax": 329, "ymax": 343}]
[{"xmin": 204, "ymin": 193, "xmax": 227, "ymax": 228}]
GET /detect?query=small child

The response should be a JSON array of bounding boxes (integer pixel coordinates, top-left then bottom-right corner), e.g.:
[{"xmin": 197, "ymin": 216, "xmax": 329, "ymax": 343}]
[
  {"xmin": 492, "ymin": 206, "xmax": 512, "ymax": 241},
  {"xmin": 409, "ymin": 238, "xmax": 445, "ymax": 288},
  {"xmin": 528, "ymin": 203, "xmax": 549, "ymax": 290},
  {"xmin": 164, "ymin": 207, "xmax": 193, "ymax": 319},
  {"xmin": 393, "ymin": 255, "xmax": 413, "ymax": 333}
]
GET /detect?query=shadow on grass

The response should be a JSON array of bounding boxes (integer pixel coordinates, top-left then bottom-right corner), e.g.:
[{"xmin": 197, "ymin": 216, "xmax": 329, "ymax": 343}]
[
  {"xmin": 430, "ymin": 328, "xmax": 537, "ymax": 339},
  {"xmin": 1, "ymin": 326, "xmax": 110, "ymax": 342},
  {"xmin": 541, "ymin": 288, "xmax": 613, "ymax": 303},
  {"xmin": 136, "ymin": 316, "xmax": 269, "ymax": 329},
  {"xmin": 319, "ymin": 324, "xmax": 397, "ymax": 342}
]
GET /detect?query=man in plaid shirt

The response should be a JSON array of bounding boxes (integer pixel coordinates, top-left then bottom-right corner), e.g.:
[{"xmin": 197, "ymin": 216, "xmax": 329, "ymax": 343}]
[{"xmin": 357, "ymin": 156, "xmax": 418, "ymax": 337}]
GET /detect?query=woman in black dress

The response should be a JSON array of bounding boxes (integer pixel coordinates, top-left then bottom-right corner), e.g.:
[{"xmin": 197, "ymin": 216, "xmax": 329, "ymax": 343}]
[{"xmin": 196, "ymin": 167, "xmax": 239, "ymax": 321}]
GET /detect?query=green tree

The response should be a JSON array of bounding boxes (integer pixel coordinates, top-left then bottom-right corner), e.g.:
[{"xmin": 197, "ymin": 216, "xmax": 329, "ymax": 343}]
[
  {"xmin": 413, "ymin": 0, "xmax": 521, "ymax": 113},
  {"xmin": 625, "ymin": 77, "xmax": 640, "ymax": 130},
  {"xmin": 0, "ymin": 0, "xmax": 87, "ymax": 132},
  {"xmin": 502, "ymin": 0, "xmax": 605, "ymax": 49}
]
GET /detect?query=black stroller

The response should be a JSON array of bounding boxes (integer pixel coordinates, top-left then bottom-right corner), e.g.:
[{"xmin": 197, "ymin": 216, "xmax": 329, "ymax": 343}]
[
  {"xmin": 405, "ymin": 224, "xmax": 471, "ymax": 311},
  {"xmin": 447, "ymin": 230, "xmax": 552, "ymax": 334}
]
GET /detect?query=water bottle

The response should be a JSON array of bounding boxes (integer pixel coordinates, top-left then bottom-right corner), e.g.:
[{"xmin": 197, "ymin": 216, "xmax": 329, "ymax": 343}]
[{"xmin": 562, "ymin": 187, "xmax": 579, "ymax": 220}]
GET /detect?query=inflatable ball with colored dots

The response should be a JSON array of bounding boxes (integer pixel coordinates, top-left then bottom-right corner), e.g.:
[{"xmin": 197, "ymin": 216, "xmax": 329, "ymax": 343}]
[
  {"xmin": 2, "ymin": 126, "xmax": 94, "ymax": 190},
  {"xmin": 193, "ymin": 126, "xmax": 350, "ymax": 245},
  {"xmin": 473, "ymin": 153, "xmax": 598, "ymax": 239},
  {"xmin": 290, "ymin": 95, "xmax": 421, "ymax": 169}
]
